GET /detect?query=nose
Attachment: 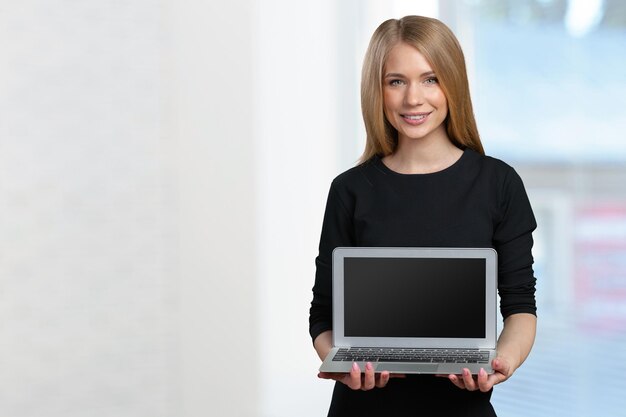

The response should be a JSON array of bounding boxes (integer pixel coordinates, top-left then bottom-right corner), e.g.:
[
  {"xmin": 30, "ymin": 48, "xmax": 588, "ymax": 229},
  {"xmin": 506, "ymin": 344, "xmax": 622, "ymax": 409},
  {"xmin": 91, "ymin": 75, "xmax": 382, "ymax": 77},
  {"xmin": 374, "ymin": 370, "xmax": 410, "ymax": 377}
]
[{"xmin": 405, "ymin": 84, "xmax": 424, "ymax": 106}]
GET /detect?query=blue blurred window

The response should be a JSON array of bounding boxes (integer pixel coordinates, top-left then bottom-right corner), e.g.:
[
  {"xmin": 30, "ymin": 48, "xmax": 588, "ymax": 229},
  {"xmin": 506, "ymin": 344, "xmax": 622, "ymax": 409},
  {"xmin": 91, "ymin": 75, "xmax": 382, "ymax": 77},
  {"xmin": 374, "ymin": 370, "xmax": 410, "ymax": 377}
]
[
  {"xmin": 473, "ymin": 0, "xmax": 626, "ymax": 163},
  {"xmin": 466, "ymin": 1, "xmax": 626, "ymax": 415}
]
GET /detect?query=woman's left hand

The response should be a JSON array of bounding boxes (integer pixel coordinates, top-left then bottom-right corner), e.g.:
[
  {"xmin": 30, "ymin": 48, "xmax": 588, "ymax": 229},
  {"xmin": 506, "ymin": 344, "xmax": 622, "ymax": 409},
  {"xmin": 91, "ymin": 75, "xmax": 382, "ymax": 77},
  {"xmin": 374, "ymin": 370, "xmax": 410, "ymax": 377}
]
[
  {"xmin": 443, "ymin": 313, "xmax": 536, "ymax": 392},
  {"xmin": 445, "ymin": 356, "xmax": 514, "ymax": 392}
]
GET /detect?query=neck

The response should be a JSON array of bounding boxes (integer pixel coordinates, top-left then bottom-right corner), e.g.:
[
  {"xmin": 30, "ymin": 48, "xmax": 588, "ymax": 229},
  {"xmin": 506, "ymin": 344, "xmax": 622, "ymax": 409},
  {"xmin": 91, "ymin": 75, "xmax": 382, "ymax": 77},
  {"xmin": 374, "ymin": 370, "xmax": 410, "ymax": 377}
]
[{"xmin": 384, "ymin": 129, "xmax": 463, "ymax": 174}]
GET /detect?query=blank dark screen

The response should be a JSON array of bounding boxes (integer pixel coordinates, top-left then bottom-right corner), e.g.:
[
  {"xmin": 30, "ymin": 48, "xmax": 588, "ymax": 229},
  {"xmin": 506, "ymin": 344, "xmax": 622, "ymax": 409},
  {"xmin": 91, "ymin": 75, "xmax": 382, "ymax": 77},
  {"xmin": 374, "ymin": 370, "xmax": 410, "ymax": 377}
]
[{"xmin": 344, "ymin": 257, "xmax": 486, "ymax": 338}]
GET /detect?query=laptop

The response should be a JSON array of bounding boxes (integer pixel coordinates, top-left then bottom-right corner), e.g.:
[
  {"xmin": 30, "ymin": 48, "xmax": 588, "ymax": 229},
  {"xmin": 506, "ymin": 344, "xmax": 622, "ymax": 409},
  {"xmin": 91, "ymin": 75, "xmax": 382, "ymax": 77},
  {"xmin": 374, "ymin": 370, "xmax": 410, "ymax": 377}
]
[{"xmin": 319, "ymin": 247, "xmax": 498, "ymax": 375}]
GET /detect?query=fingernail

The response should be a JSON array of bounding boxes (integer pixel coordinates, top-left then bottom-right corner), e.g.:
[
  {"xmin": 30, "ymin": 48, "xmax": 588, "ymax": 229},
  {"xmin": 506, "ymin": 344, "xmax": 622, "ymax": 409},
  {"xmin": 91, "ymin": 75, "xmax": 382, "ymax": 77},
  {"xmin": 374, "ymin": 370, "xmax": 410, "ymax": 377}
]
[
  {"xmin": 463, "ymin": 368, "xmax": 469, "ymax": 376},
  {"xmin": 479, "ymin": 368, "xmax": 486, "ymax": 377},
  {"xmin": 352, "ymin": 362, "xmax": 359, "ymax": 371},
  {"xmin": 366, "ymin": 362, "xmax": 373, "ymax": 370}
]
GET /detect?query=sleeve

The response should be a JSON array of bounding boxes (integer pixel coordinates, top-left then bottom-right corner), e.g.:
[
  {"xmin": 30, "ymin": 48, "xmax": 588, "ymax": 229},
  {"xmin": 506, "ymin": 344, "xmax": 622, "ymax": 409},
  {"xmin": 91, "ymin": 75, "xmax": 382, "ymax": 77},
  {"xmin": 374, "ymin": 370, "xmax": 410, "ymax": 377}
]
[
  {"xmin": 309, "ymin": 179, "xmax": 356, "ymax": 343},
  {"xmin": 493, "ymin": 167, "xmax": 538, "ymax": 319}
]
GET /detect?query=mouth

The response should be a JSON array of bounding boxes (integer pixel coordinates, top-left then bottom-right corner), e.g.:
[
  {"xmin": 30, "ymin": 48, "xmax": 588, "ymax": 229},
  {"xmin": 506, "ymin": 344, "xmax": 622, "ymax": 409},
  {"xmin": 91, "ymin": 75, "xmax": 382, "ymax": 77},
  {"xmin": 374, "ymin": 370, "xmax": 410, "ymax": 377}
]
[{"xmin": 401, "ymin": 112, "xmax": 431, "ymax": 124}]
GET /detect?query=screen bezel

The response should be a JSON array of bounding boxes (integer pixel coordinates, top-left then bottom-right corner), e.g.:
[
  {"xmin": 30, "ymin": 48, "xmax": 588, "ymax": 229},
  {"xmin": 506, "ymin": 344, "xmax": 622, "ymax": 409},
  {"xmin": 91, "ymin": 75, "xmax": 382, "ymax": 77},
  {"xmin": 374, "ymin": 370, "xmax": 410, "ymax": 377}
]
[{"xmin": 332, "ymin": 247, "xmax": 498, "ymax": 349}]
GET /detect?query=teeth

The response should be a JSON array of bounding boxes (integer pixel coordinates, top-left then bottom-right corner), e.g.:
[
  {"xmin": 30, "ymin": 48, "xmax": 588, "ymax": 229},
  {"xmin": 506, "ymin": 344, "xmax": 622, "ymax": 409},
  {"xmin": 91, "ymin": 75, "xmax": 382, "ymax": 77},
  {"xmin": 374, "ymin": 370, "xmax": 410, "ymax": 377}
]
[{"xmin": 405, "ymin": 114, "xmax": 426, "ymax": 120}]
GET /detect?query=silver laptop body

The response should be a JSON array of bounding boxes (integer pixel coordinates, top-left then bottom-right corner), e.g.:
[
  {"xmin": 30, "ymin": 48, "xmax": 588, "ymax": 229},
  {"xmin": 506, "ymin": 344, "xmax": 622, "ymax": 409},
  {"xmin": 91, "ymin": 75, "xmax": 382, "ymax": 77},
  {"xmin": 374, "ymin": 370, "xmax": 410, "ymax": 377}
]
[{"xmin": 319, "ymin": 247, "xmax": 498, "ymax": 375}]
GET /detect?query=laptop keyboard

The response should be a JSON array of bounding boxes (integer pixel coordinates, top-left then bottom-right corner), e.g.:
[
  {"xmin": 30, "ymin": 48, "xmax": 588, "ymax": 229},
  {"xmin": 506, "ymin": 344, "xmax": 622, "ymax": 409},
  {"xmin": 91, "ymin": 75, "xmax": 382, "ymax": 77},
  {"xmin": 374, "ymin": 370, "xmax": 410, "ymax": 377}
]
[{"xmin": 332, "ymin": 347, "xmax": 490, "ymax": 364}]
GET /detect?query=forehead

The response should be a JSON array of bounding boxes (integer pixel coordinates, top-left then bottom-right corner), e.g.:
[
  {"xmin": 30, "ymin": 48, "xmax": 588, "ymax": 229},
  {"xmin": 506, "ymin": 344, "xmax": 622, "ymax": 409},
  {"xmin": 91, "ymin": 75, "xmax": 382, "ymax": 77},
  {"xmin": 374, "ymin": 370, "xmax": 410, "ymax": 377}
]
[{"xmin": 384, "ymin": 42, "xmax": 433, "ymax": 73}]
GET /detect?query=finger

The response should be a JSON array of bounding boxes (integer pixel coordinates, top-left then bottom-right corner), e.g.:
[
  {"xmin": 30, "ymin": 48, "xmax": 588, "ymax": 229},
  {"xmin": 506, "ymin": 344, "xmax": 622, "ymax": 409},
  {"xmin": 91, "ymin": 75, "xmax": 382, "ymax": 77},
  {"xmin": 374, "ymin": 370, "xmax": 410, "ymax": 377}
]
[
  {"xmin": 462, "ymin": 368, "xmax": 478, "ymax": 391},
  {"xmin": 362, "ymin": 362, "xmax": 376, "ymax": 390},
  {"xmin": 448, "ymin": 374, "xmax": 466, "ymax": 390},
  {"xmin": 477, "ymin": 368, "xmax": 491, "ymax": 392},
  {"xmin": 485, "ymin": 372, "xmax": 506, "ymax": 390},
  {"xmin": 376, "ymin": 371, "xmax": 390, "ymax": 388},
  {"xmin": 347, "ymin": 362, "xmax": 362, "ymax": 390},
  {"xmin": 492, "ymin": 358, "xmax": 510, "ymax": 377},
  {"xmin": 486, "ymin": 363, "xmax": 509, "ymax": 388},
  {"xmin": 489, "ymin": 358, "xmax": 511, "ymax": 385}
]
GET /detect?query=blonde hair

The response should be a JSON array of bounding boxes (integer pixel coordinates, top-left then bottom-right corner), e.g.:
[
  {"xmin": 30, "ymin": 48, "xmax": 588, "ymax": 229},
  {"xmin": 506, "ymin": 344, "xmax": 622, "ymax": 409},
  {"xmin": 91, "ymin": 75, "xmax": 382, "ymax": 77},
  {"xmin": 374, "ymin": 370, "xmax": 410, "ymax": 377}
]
[{"xmin": 360, "ymin": 15, "xmax": 484, "ymax": 163}]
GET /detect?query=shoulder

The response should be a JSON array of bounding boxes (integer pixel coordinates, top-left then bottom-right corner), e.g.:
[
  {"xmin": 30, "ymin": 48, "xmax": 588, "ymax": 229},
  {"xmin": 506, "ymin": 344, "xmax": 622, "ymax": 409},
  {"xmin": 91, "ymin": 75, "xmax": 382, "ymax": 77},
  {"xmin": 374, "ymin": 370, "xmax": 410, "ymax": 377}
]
[
  {"xmin": 465, "ymin": 150, "xmax": 524, "ymax": 188},
  {"xmin": 473, "ymin": 153, "xmax": 535, "ymax": 228},
  {"xmin": 330, "ymin": 157, "xmax": 378, "ymax": 191},
  {"xmin": 465, "ymin": 149, "xmax": 516, "ymax": 175}
]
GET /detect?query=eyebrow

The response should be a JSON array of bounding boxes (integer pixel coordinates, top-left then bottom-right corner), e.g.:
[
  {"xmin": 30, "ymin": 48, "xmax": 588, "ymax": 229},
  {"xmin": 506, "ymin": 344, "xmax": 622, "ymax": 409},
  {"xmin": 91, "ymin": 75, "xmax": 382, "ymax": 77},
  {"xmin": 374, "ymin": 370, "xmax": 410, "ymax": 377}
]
[{"xmin": 384, "ymin": 71, "xmax": 436, "ymax": 78}]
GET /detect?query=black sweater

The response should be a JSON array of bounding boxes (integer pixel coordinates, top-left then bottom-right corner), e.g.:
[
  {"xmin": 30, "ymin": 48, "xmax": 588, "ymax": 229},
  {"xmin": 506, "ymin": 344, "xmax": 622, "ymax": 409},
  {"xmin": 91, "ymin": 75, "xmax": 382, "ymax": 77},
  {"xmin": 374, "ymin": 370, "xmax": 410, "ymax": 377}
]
[{"xmin": 309, "ymin": 149, "xmax": 537, "ymax": 416}]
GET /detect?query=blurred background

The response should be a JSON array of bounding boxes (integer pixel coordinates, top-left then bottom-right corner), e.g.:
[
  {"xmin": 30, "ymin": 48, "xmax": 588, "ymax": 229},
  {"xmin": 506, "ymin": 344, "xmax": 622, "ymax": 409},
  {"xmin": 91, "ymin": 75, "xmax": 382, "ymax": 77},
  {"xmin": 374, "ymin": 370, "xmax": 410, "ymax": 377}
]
[{"xmin": 1, "ymin": 0, "xmax": 625, "ymax": 416}]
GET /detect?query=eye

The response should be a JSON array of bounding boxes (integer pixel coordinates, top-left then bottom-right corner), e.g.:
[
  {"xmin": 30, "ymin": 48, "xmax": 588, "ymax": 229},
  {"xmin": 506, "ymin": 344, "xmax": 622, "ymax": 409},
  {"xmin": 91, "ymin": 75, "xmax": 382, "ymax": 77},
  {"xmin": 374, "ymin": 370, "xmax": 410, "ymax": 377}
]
[
  {"xmin": 388, "ymin": 79, "xmax": 405, "ymax": 87},
  {"xmin": 423, "ymin": 77, "xmax": 438, "ymax": 85}
]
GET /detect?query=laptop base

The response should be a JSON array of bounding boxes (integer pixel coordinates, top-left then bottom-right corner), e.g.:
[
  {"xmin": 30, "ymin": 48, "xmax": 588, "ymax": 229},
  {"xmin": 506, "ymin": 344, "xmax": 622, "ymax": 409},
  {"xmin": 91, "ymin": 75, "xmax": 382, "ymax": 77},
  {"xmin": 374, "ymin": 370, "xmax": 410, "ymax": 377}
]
[{"xmin": 319, "ymin": 347, "xmax": 495, "ymax": 375}]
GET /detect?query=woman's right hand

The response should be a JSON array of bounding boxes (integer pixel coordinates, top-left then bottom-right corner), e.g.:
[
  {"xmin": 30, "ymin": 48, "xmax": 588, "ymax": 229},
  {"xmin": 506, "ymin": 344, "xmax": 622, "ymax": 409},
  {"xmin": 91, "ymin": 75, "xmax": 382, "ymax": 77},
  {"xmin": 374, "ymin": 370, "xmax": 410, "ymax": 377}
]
[
  {"xmin": 318, "ymin": 361, "xmax": 403, "ymax": 390},
  {"xmin": 314, "ymin": 331, "xmax": 404, "ymax": 390}
]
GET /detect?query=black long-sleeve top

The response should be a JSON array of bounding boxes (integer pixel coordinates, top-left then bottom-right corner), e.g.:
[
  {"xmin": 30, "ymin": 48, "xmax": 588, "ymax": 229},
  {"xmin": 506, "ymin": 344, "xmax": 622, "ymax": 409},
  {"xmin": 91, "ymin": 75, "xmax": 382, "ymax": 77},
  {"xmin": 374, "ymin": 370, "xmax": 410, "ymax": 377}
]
[{"xmin": 309, "ymin": 149, "xmax": 537, "ymax": 416}]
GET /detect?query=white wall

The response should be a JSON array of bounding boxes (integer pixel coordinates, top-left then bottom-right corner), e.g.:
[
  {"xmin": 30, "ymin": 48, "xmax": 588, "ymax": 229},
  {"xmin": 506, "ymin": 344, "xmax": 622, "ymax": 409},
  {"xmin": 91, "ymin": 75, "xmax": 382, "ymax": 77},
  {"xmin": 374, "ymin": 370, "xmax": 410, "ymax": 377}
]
[
  {"xmin": 170, "ymin": 0, "xmax": 259, "ymax": 416},
  {"xmin": 0, "ymin": 0, "xmax": 263, "ymax": 416},
  {"xmin": 0, "ymin": 1, "xmax": 177, "ymax": 416},
  {"xmin": 253, "ymin": 1, "xmax": 341, "ymax": 416}
]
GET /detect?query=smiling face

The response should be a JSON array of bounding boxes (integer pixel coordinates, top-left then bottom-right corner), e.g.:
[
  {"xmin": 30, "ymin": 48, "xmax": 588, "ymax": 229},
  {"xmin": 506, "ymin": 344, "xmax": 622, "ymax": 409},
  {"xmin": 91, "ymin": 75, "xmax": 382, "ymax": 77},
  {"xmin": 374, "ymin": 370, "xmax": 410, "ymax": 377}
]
[{"xmin": 382, "ymin": 42, "xmax": 449, "ymax": 146}]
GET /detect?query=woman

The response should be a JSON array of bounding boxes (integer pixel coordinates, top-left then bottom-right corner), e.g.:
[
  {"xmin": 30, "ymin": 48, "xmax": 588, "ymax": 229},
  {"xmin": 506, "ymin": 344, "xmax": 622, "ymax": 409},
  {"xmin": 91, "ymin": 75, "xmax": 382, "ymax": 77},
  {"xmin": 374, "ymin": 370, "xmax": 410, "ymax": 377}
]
[{"xmin": 309, "ymin": 16, "xmax": 537, "ymax": 416}]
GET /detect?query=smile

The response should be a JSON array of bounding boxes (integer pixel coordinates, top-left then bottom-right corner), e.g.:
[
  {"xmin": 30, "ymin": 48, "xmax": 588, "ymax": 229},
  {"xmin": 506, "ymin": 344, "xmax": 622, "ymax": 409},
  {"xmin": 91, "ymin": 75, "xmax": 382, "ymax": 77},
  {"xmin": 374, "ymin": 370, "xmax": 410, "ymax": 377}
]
[
  {"xmin": 401, "ymin": 112, "xmax": 431, "ymax": 124},
  {"xmin": 403, "ymin": 114, "xmax": 427, "ymax": 120}
]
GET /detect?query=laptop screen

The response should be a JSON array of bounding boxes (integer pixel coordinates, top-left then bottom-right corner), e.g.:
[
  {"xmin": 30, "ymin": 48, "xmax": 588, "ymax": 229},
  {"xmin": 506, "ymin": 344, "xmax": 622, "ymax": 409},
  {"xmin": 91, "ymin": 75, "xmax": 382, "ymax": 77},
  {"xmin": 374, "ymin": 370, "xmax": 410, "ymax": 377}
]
[{"xmin": 344, "ymin": 257, "xmax": 486, "ymax": 338}]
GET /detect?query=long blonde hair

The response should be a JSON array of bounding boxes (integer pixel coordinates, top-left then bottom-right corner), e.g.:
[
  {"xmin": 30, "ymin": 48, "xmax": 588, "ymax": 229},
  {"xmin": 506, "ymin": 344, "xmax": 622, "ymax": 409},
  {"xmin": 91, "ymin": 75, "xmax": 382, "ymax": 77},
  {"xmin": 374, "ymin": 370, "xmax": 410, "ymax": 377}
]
[{"xmin": 360, "ymin": 15, "xmax": 484, "ymax": 163}]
